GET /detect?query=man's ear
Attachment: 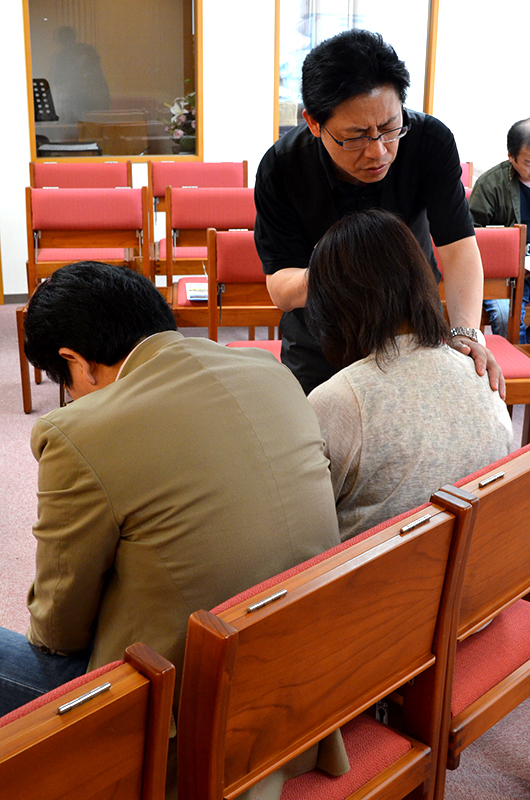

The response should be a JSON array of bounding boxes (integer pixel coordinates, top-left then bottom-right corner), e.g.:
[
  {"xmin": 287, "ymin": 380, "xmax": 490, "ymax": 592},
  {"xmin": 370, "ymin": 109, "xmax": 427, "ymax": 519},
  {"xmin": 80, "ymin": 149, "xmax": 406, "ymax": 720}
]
[
  {"xmin": 302, "ymin": 109, "xmax": 322, "ymax": 139},
  {"xmin": 58, "ymin": 347, "xmax": 97, "ymax": 386}
]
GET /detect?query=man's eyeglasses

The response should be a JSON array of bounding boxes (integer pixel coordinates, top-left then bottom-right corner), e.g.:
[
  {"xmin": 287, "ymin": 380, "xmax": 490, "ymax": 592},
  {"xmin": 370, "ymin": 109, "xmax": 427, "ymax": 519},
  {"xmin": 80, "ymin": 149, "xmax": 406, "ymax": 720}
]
[{"xmin": 322, "ymin": 124, "xmax": 411, "ymax": 151}]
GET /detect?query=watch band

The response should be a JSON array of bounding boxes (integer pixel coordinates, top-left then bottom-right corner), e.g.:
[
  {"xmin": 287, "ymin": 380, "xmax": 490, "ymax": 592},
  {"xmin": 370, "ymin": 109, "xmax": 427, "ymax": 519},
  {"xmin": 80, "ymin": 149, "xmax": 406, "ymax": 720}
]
[{"xmin": 450, "ymin": 327, "xmax": 486, "ymax": 346}]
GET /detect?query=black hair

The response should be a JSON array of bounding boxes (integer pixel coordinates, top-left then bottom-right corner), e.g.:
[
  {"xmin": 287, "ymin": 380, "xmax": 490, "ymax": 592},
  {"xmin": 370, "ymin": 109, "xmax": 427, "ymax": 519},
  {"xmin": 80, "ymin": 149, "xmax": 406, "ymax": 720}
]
[
  {"xmin": 507, "ymin": 118, "xmax": 530, "ymax": 159},
  {"xmin": 24, "ymin": 261, "xmax": 177, "ymax": 386},
  {"xmin": 302, "ymin": 29, "xmax": 410, "ymax": 125},
  {"xmin": 306, "ymin": 209, "xmax": 450, "ymax": 369}
]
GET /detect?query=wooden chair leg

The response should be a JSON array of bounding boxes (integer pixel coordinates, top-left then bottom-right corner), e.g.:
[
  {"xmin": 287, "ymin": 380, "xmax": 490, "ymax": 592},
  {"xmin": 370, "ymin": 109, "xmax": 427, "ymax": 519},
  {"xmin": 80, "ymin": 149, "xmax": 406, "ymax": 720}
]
[
  {"xmin": 268, "ymin": 326, "xmax": 275, "ymax": 339},
  {"xmin": 522, "ymin": 405, "xmax": 530, "ymax": 446},
  {"xmin": 35, "ymin": 368, "xmax": 42, "ymax": 385},
  {"xmin": 16, "ymin": 306, "xmax": 32, "ymax": 414},
  {"xmin": 248, "ymin": 326, "xmax": 255, "ymax": 340}
]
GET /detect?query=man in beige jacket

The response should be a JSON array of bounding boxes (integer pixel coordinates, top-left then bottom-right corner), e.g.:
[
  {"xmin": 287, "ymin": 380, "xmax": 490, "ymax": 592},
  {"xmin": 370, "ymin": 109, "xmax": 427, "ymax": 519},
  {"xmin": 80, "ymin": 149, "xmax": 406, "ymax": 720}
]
[{"xmin": 0, "ymin": 261, "xmax": 343, "ymax": 797}]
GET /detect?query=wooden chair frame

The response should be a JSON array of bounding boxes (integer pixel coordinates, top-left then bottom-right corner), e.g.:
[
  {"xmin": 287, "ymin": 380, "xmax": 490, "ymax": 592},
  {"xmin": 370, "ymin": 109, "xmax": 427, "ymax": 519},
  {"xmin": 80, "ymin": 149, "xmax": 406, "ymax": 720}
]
[
  {"xmin": 0, "ymin": 642, "xmax": 175, "ymax": 800},
  {"xmin": 433, "ymin": 447, "xmax": 530, "ymax": 798},
  {"xmin": 206, "ymin": 228, "xmax": 281, "ymax": 341},
  {"xmin": 18, "ymin": 185, "xmax": 151, "ymax": 413},
  {"xmin": 177, "ymin": 490, "xmax": 477, "ymax": 800}
]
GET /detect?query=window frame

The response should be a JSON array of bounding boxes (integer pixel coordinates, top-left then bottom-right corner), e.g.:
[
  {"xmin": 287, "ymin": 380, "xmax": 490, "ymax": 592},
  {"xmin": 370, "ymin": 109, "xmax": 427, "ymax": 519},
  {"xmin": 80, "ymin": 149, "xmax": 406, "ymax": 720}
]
[{"xmin": 23, "ymin": 0, "xmax": 203, "ymax": 162}]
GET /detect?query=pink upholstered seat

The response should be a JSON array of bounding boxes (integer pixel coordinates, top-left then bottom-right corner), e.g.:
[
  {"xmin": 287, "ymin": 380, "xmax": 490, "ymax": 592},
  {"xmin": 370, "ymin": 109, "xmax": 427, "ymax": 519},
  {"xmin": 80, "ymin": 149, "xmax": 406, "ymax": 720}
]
[
  {"xmin": 451, "ymin": 600, "xmax": 530, "ymax": 717},
  {"xmin": 225, "ymin": 339, "xmax": 282, "ymax": 360},
  {"xmin": 484, "ymin": 334, "xmax": 530, "ymax": 378},
  {"xmin": 281, "ymin": 716, "xmax": 411, "ymax": 799}
]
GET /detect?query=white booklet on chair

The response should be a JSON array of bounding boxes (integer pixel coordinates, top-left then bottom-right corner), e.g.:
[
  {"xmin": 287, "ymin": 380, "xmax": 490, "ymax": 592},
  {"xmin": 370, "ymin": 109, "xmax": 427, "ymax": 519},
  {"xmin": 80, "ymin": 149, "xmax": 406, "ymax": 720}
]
[{"xmin": 185, "ymin": 282, "xmax": 208, "ymax": 301}]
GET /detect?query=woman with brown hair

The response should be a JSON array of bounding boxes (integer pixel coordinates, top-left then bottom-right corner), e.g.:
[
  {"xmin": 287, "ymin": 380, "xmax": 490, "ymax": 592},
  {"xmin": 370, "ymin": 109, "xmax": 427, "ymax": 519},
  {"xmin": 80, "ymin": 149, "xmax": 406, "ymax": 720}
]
[{"xmin": 307, "ymin": 209, "xmax": 513, "ymax": 541}]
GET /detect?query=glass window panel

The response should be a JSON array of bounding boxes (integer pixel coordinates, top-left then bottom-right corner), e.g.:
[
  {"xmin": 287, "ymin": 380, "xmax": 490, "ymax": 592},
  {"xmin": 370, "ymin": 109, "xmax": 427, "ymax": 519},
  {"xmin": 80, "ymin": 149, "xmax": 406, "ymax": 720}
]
[
  {"xmin": 27, "ymin": 0, "xmax": 197, "ymax": 158},
  {"xmin": 279, "ymin": 0, "xmax": 429, "ymax": 137}
]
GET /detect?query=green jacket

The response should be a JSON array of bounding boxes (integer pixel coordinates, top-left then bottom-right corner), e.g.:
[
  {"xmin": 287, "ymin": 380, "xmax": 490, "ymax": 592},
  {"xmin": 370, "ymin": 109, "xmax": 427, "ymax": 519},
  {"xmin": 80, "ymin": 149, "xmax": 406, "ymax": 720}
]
[{"xmin": 468, "ymin": 160, "xmax": 521, "ymax": 227}]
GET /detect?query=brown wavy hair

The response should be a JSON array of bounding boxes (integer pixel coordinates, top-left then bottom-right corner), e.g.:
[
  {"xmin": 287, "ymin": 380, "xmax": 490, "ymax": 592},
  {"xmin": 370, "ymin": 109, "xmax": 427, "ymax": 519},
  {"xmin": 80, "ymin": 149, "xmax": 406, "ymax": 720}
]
[{"xmin": 306, "ymin": 209, "xmax": 450, "ymax": 370}]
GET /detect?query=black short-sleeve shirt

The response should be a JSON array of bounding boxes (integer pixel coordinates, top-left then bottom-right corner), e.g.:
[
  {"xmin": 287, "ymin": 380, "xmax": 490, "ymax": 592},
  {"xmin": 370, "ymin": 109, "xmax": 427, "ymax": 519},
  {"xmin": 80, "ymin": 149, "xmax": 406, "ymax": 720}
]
[{"xmin": 254, "ymin": 108, "xmax": 474, "ymax": 393}]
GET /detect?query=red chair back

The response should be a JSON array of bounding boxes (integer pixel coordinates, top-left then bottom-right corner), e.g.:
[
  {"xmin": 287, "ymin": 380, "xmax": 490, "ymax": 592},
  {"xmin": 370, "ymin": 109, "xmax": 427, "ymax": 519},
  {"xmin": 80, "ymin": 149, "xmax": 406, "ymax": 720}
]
[
  {"xmin": 150, "ymin": 160, "xmax": 247, "ymax": 200},
  {"xmin": 31, "ymin": 161, "xmax": 132, "ymax": 188}
]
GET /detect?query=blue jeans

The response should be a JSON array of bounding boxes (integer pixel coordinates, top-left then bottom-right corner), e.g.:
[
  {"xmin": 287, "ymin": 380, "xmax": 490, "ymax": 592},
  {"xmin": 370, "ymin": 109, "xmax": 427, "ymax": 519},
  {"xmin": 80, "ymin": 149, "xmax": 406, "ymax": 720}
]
[
  {"xmin": 0, "ymin": 627, "xmax": 91, "ymax": 716},
  {"xmin": 483, "ymin": 275, "xmax": 530, "ymax": 343}
]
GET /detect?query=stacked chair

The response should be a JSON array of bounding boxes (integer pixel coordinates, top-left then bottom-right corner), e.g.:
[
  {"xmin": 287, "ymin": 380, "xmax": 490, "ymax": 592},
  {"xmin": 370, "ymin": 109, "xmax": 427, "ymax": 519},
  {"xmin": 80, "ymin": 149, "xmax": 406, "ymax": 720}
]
[
  {"xmin": 148, "ymin": 160, "xmax": 247, "ymax": 279},
  {"xmin": 0, "ymin": 642, "xmax": 175, "ymax": 800},
  {"xmin": 162, "ymin": 186, "xmax": 257, "ymax": 327},
  {"xmin": 438, "ymin": 224, "xmax": 530, "ymax": 444},
  {"xmin": 18, "ymin": 180, "xmax": 150, "ymax": 412}
]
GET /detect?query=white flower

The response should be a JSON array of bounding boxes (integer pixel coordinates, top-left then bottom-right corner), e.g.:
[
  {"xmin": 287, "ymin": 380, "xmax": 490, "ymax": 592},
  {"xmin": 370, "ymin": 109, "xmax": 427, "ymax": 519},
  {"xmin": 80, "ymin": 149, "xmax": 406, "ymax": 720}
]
[{"xmin": 170, "ymin": 98, "xmax": 186, "ymax": 116}]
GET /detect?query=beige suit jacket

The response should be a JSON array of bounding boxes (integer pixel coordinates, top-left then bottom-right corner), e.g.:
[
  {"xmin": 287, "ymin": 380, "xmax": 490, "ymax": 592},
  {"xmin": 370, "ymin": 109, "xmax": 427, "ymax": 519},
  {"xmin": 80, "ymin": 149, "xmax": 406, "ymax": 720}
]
[{"xmin": 26, "ymin": 331, "xmax": 342, "ymax": 797}]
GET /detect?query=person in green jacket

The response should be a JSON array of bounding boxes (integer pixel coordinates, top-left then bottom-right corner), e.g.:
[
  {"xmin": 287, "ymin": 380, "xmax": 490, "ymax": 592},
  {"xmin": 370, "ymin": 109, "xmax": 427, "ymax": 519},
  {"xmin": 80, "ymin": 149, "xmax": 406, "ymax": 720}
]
[{"xmin": 469, "ymin": 118, "xmax": 530, "ymax": 341}]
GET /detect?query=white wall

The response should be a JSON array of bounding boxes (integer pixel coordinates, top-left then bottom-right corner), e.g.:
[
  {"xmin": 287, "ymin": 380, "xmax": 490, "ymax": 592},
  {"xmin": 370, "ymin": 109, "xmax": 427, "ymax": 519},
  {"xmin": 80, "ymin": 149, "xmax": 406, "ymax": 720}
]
[
  {"xmin": 0, "ymin": 4, "xmax": 33, "ymax": 295},
  {"xmin": 201, "ymin": 0, "xmax": 276, "ymax": 183},
  {"xmin": 433, "ymin": 0, "xmax": 530, "ymax": 178}
]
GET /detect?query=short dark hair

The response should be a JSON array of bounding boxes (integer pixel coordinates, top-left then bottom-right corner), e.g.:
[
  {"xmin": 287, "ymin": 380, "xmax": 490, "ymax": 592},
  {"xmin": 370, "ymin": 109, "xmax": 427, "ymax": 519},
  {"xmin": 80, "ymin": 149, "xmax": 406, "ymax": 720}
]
[
  {"xmin": 302, "ymin": 29, "xmax": 410, "ymax": 125},
  {"xmin": 306, "ymin": 209, "xmax": 450, "ymax": 369},
  {"xmin": 507, "ymin": 118, "xmax": 530, "ymax": 159},
  {"xmin": 24, "ymin": 261, "xmax": 177, "ymax": 386}
]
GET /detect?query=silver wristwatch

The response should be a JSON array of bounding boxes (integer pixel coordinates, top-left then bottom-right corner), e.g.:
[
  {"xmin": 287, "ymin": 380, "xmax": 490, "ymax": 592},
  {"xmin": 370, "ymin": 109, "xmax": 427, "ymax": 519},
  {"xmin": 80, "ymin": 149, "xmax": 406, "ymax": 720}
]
[{"xmin": 450, "ymin": 326, "xmax": 486, "ymax": 347}]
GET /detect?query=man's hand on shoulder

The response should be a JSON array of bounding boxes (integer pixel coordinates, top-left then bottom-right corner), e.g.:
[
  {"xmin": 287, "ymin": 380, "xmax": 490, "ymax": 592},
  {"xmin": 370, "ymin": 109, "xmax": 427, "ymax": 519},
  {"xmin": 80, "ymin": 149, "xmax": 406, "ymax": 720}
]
[{"xmin": 450, "ymin": 335, "xmax": 506, "ymax": 400}]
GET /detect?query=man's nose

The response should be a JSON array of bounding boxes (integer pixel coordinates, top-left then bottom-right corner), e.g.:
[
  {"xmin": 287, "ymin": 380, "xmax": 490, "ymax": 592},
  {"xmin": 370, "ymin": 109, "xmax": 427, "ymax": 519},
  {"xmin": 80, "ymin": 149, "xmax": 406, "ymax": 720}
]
[{"xmin": 363, "ymin": 136, "xmax": 387, "ymax": 158}]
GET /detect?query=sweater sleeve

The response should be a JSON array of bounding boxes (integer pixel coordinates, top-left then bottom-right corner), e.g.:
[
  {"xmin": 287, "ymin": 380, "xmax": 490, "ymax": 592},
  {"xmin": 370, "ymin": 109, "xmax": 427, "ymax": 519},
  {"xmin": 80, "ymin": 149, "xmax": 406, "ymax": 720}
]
[
  {"xmin": 26, "ymin": 418, "xmax": 122, "ymax": 654},
  {"xmin": 308, "ymin": 377, "xmax": 362, "ymax": 506}
]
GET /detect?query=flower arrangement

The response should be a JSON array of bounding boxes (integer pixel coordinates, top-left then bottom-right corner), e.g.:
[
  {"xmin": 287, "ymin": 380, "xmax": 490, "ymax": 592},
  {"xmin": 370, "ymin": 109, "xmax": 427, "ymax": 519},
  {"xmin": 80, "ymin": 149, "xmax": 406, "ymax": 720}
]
[{"xmin": 165, "ymin": 90, "xmax": 196, "ymax": 143}]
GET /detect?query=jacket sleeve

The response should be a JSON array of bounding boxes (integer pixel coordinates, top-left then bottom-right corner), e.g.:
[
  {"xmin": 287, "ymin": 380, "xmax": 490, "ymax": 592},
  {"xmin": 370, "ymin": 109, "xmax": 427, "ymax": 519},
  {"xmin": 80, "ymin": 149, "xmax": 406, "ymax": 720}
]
[
  {"xmin": 26, "ymin": 418, "xmax": 122, "ymax": 654},
  {"xmin": 468, "ymin": 177, "xmax": 497, "ymax": 227}
]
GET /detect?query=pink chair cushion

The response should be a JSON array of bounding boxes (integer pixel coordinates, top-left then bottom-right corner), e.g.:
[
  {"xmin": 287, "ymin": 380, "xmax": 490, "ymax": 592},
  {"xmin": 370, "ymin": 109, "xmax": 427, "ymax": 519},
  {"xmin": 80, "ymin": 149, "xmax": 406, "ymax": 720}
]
[
  {"xmin": 158, "ymin": 238, "xmax": 206, "ymax": 261},
  {"xmin": 460, "ymin": 162, "xmax": 469, "ymax": 187},
  {"xmin": 170, "ymin": 187, "xmax": 255, "ymax": 230},
  {"xmin": 0, "ymin": 660, "xmax": 123, "ymax": 728},
  {"xmin": 451, "ymin": 600, "xmax": 530, "ymax": 716},
  {"xmin": 211, "ymin": 502, "xmax": 429, "ymax": 615},
  {"xmin": 152, "ymin": 162, "xmax": 245, "ymax": 197},
  {"xmin": 216, "ymin": 230, "xmax": 264, "ymax": 283},
  {"xmin": 484, "ymin": 335, "xmax": 530, "ymax": 378},
  {"xmin": 37, "ymin": 248, "xmax": 126, "ymax": 262},
  {"xmin": 226, "ymin": 340, "xmax": 282, "ymax": 360},
  {"xmin": 176, "ymin": 276, "xmax": 208, "ymax": 306},
  {"xmin": 31, "ymin": 188, "xmax": 143, "ymax": 230},
  {"xmin": 475, "ymin": 227, "xmax": 522, "ymax": 279},
  {"xmin": 33, "ymin": 163, "xmax": 129, "ymax": 189},
  {"xmin": 452, "ymin": 443, "xmax": 530, "ymax": 489},
  {"xmin": 280, "ymin": 715, "xmax": 411, "ymax": 799}
]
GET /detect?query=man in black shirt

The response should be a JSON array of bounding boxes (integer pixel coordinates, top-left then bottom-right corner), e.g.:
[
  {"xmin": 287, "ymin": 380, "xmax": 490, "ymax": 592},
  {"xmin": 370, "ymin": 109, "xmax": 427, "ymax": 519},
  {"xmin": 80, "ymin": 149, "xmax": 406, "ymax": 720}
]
[{"xmin": 255, "ymin": 29, "xmax": 503, "ymax": 395}]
